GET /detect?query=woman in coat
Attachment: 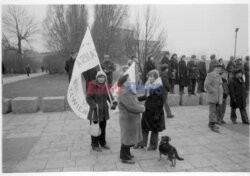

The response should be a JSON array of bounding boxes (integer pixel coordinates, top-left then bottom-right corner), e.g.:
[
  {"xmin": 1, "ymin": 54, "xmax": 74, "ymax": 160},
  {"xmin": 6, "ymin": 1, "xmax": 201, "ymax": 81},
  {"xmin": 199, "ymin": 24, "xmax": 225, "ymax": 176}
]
[
  {"xmin": 178, "ymin": 55, "xmax": 187, "ymax": 94},
  {"xmin": 117, "ymin": 74, "xmax": 145, "ymax": 164},
  {"xmin": 137, "ymin": 69, "xmax": 166, "ymax": 150},
  {"xmin": 86, "ymin": 71, "xmax": 116, "ymax": 152}
]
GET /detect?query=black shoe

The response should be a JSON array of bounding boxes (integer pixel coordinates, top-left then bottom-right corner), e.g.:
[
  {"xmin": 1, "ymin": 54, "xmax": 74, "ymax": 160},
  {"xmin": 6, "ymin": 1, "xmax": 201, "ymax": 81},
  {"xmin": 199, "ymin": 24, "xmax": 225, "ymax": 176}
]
[
  {"xmin": 129, "ymin": 154, "xmax": 134, "ymax": 159},
  {"xmin": 209, "ymin": 125, "xmax": 220, "ymax": 133},
  {"xmin": 92, "ymin": 146, "xmax": 102, "ymax": 152},
  {"xmin": 121, "ymin": 159, "xmax": 135, "ymax": 164},
  {"xmin": 232, "ymin": 121, "xmax": 237, "ymax": 124},
  {"xmin": 243, "ymin": 122, "xmax": 250, "ymax": 125},
  {"xmin": 133, "ymin": 145, "xmax": 144, "ymax": 149},
  {"xmin": 147, "ymin": 146, "xmax": 157, "ymax": 151},
  {"xmin": 221, "ymin": 120, "xmax": 226, "ymax": 124},
  {"xmin": 167, "ymin": 115, "xmax": 174, "ymax": 118},
  {"xmin": 101, "ymin": 145, "xmax": 110, "ymax": 150}
]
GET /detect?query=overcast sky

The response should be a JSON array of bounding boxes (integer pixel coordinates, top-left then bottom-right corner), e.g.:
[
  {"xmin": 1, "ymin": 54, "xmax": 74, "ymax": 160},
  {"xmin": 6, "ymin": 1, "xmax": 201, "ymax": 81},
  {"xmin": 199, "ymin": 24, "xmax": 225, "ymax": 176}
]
[{"xmin": 3, "ymin": 4, "xmax": 249, "ymax": 60}]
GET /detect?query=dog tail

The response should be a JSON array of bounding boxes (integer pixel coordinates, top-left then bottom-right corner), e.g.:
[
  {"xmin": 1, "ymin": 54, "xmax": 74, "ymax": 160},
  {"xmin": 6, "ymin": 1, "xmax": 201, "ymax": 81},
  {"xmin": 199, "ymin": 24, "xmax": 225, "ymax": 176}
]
[{"xmin": 174, "ymin": 149, "xmax": 184, "ymax": 161}]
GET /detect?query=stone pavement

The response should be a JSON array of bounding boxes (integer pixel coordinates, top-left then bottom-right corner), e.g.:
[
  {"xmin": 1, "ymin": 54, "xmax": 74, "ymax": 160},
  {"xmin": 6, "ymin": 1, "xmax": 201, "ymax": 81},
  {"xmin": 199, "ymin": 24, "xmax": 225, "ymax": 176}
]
[
  {"xmin": 2, "ymin": 72, "xmax": 47, "ymax": 85},
  {"xmin": 2, "ymin": 105, "xmax": 250, "ymax": 172}
]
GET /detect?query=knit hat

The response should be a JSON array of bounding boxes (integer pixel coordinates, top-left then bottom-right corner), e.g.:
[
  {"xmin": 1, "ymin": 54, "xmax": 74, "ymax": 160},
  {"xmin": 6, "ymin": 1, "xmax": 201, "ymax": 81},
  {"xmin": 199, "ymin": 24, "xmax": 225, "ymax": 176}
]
[
  {"xmin": 96, "ymin": 70, "xmax": 107, "ymax": 80},
  {"xmin": 117, "ymin": 74, "xmax": 129, "ymax": 86}
]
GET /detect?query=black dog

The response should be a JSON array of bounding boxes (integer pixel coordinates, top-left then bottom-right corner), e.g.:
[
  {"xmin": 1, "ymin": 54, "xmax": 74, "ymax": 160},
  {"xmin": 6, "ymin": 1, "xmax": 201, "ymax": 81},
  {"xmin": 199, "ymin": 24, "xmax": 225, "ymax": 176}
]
[{"xmin": 158, "ymin": 136, "xmax": 184, "ymax": 167}]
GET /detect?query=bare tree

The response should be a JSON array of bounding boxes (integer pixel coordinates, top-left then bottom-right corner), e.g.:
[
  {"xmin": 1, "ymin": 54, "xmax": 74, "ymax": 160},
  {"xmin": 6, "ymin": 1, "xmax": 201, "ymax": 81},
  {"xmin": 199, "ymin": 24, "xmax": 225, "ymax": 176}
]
[
  {"xmin": 91, "ymin": 5, "xmax": 128, "ymax": 61},
  {"xmin": 2, "ymin": 5, "xmax": 38, "ymax": 56},
  {"xmin": 43, "ymin": 5, "xmax": 88, "ymax": 54},
  {"xmin": 125, "ymin": 6, "xmax": 166, "ymax": 81}
]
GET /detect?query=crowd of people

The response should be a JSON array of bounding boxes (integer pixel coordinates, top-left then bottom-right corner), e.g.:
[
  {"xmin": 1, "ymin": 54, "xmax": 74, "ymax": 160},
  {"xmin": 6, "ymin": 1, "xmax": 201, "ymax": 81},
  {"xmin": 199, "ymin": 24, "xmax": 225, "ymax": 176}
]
[{"xmin": 65, "ymin": 51, "xmax": 249, "ymax": 164}]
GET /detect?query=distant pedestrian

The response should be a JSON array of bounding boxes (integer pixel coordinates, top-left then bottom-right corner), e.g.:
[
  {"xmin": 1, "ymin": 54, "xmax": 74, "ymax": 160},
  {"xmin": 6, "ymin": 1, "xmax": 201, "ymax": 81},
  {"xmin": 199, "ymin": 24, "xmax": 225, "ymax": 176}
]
[
  {"xmin": 208, "ymin": 54, "xmax": 217, "ymax": 73},
  {"xmin": 228, "ymin": 68, "xmax": 249, "ymax": 125},
  {"xmin": 244, "ymin": 56, "xmax": 249, "ymax": 92},
  {"xmin": 143, "ymin": 56, "xmax": 156, "ymax": 83},
  {"xmin": 197, "ymin": 55, "xmax": 207, "ymax": 93},
  {"xmin": 160, "ymin": 64, "xmax": 174, "ymax": 118},
  {"xmin": 25, "ymin": 64, "xmax": 31, "ymax": 77},
  {"xmin": 117, "ymin": 74, "xmax": 145, "ymax": 164},
  {"xmin": 204, "ymin": 63, "xmax": 223, "ymax": 133},
  {"xmin": 178, "ymin": 55, "xmax": 187, "ymax": 94},
  {"xmin": 235, "ymin": 58, "xmax": 244, "ymax": 70},
  {"xmin": 65, "ymin": 51, "xmax": 76, "ymax": 82},
  {"xmin": 218, "ymin": 70, "xmax": 229, "ymax": 124},
  {"xmin": 226, "ymin": 56, "xmax": 236, "ymax": 81},
  {"xmin": 218, "ymin": 58, "xmax": 225, "ymax": 68},
  {"xmin": 187, "ymin": 55, "xmax": 197, "ymax": 95},
  {"xmin": 136, "ymin": 70, "xmax": 166, "ymax": 150},
  {"xmin": 41, "ymin": 66, "xmax": 45, "ymax": 72},
  {"xmin": 101, "ymin": 55, "xmax": 116, "ymax": 84},
  {"xmin": 169, "ymin": 53, "xmax": 178, "ymax": 94}
]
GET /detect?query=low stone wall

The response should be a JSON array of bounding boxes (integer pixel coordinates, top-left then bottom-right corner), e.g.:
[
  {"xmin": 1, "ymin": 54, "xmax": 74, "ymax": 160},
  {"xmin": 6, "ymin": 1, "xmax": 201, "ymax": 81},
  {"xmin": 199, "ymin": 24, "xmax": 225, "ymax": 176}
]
[
  {"xmin": 12, "ymin": 97, "xmax": 39, "ymax": 113},
  {"xmin": 2, "ymin": 93, "xmax": 249, "ymax": 114}
]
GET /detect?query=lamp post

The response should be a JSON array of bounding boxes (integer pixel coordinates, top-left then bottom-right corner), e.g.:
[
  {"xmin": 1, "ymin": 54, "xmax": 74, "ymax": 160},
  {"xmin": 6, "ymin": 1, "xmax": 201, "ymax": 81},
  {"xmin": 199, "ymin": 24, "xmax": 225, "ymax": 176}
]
[{"xmin": 234, "ymin": 28, "xmax": 239, "ymax": 59}]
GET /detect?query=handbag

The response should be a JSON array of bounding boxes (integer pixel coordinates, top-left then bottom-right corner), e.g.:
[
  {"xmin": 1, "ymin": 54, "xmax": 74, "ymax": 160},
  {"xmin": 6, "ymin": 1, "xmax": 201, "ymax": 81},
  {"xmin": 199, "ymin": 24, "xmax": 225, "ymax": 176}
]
[{"xmin": 88, "ymin": 104, "xmax": 101, "ymax": 137}]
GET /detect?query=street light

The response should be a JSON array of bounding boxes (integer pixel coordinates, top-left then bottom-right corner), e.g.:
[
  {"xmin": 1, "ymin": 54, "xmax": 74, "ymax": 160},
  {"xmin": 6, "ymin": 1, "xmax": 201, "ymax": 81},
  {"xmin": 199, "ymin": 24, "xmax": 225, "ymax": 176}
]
[{"xmin": 234, "ymin": 28, "xmax": 239, "ymax": 59}]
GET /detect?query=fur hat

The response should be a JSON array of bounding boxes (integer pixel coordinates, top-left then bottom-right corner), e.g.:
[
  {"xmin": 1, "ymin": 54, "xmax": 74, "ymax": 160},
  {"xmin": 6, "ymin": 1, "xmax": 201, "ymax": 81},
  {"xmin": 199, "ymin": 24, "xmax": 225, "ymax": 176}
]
[{"xmin": 96, "ymin": 70, "xmax": 107, "ymax": 80}]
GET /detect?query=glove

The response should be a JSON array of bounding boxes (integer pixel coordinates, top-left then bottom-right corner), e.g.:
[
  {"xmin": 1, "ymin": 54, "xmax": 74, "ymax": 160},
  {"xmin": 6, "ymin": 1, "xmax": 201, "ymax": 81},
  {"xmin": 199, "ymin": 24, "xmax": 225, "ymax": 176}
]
[{"xmin": 111, "ymin": 101, "xmax": 117, "ymax": 110}]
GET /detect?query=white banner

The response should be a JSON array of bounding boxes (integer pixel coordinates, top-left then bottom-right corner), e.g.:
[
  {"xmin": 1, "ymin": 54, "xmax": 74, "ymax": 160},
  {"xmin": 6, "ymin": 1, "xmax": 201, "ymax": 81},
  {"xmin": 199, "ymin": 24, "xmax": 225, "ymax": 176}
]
[
  {"xmin": 112, "ymin": 62, "xmax": 136, "ymax": 97},
  {"xmin": 67, "ymin": 28, "xmax": 100, "ymax": 119}
]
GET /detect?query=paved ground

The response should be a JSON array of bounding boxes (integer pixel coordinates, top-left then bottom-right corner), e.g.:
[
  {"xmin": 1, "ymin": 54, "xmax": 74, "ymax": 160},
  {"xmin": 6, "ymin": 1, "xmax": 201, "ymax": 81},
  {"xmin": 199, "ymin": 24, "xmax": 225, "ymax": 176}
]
[
  {"xmin": 2, "ymin": 105, "xmax": 250, "ymax": 173},
  {"xmin": 2, "ymin": 72, "xmax": 47, "ymax": 85}
]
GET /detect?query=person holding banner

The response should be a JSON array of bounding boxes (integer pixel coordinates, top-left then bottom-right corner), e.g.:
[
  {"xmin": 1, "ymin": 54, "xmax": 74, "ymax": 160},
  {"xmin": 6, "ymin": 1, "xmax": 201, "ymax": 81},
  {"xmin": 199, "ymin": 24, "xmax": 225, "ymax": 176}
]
[
  {"xmin": 86, "ymin": 70, "xmax": 116, "ymax": 152},
  {"xmin": 117, "ymin": 74, "xmax": 145, "ymax": 164}
]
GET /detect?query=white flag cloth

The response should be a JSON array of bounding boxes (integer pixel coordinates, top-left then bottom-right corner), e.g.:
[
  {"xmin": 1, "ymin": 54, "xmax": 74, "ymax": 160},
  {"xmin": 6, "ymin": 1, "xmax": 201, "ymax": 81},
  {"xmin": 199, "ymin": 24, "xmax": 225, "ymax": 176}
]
[
  {"xmin": 67, "ymin": 28, "xmax": 100, "ymax": 119},
  {"xmin": 113, "ymin": 62, "xmax": 136, "ymax": 97}
]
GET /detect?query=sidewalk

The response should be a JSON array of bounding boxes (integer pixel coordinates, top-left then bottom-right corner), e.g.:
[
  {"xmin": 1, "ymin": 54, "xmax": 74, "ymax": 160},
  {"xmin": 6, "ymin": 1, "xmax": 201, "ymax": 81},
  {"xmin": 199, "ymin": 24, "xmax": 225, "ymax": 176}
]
[
  {"xmin": 2, "ymin": 72, "xmax": 47, "ymax": 85},
  {"xmin": 2, "ymin": 105, "xmax": 250, "ymax": 172}
]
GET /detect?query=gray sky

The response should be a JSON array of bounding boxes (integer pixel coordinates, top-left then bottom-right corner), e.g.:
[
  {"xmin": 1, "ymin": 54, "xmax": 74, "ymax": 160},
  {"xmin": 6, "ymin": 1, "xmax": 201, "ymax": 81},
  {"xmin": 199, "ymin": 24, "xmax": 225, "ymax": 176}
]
[{"xmin": 4, "ymin": 4, "xmax": 249, "ymax": 60}]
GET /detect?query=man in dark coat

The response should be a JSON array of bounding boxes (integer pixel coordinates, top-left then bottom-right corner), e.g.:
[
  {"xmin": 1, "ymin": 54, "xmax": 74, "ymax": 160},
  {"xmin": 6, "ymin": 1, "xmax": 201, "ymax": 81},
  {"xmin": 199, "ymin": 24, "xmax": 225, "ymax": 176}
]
[
  {"xmin": 208, "ymin": 54, "xmax": 217, "ymax": 73},
  {"xmin": 160, "ymin": 64, "xmax": 174, "ymax": 118},
  {"xmin": 226, "ymin": 56, "xmax": 236, "ymax": 80},
  {"xmin": 101, "ymin": 55, "xmax": 116, "ymax": 85},
  {"xmin": 244, "ymin": 56, "xmax": 249, "ymax": 91},
  {"xmin": 228, "ymin": 68, "xmax": 249, "ymax": 125},
  {"xmin": 161, "ymin": 51, "xmax": 170, "ymax": 65},
  {"xmin": 143, "ymin": 56, "xmax": 156, "ymax": 83},
  {"xmin": 65, "ymin": 51, "xmax": 76, "ymax": 82},
  {"xmin": 169, "ymin": 54, "xmax": 178, "ymax": 93},
  {"xmin": 178, "ymin": 55, "xmax": 187, "ymax": 94},
  {"xmin": 197, "ymin": 55, "xmax": 207, "ymax": 93},
  {"xmin": 187, "ymin": 55, "xmax": 197, "ymax": 95}
]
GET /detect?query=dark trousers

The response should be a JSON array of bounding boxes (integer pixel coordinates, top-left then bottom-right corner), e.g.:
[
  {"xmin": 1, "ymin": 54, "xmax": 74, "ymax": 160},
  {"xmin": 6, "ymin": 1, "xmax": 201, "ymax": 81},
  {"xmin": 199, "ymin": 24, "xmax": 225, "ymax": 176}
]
[
  {"xmin": 139, "ymin": 129, "xmax": 158, "ymax": 149},
  {"xmin": 68, "ymin": 74, "xmax": 72, "ymax": 82},
  {"xmin": 179, "ymin": 85, "xmax": 185, "ymax": 93},
  {"xmin": 231, "ymin": 108, "xmax": 249, "ymax": 123},
  {"xmin": 218, "ymin": 98, "xmax": 227, "ymax": 122},
  {"xmin": 120, "ymin": 144, "xmax": 133, "ymax": 160},
  {"xmin": 188, "ymin": 79, "xmax": 196, "ymax": 94},
  {"xmin": 197, "ymin": 79, "xmax": 205, "ymax": 93},
  {"xmin": 90, "ymin": 120, "xmax": 107, "ymax": 147},
  {"xmin": 209, "ymin": 103, "xmax": 220, "ymax": 124},
  {"xmin": 164, "ymin": 93, "xmax": 173, "ymax": 117},
  {"xmin": 169, "ymin": 79, "xmax": 175, "ymax": 93}
]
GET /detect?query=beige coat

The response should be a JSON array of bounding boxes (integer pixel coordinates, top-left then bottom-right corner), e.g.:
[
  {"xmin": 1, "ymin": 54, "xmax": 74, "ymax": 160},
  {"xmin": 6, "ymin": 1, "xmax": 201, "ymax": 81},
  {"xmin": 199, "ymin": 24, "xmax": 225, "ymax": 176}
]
[
  {"xmin": 118, "ymin": 87, "xmax": 145, "ymax": 145},
  {"xmin": 204, "ymin": 71, "xmax": 223, "ymax": 104}
]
